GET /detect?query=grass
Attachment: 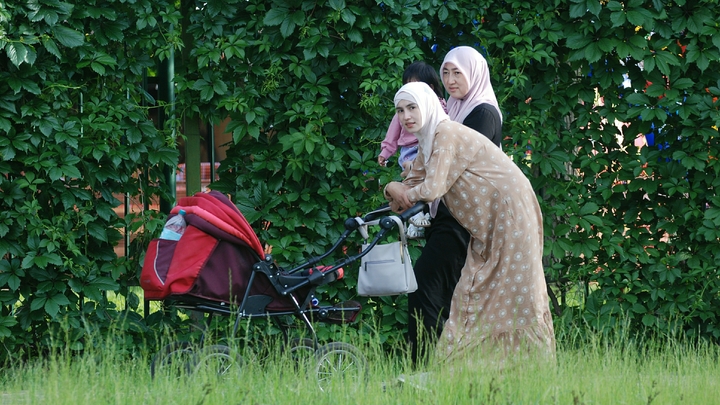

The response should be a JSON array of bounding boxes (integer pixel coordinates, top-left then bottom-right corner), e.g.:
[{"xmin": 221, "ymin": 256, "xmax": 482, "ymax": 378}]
[{"xmin": 1, "ymin": 325, "xmax": 718, "ymax": 405}]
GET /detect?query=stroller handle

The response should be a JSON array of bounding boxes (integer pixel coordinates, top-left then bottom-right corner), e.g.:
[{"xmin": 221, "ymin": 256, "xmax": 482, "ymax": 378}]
[
  {"xmin": 381, "ymin": 202, "xmax": 426, "ymax": 229},
  {"xmin": 344, "ymin": 201, "xmax": 426, "ymax": 231},
  {"xmin": 287, "ymin": 202, "xmax": 426, "ymax": 275}
]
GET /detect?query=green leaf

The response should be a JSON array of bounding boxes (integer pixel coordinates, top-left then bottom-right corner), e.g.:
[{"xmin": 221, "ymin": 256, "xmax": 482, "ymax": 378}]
[
  {"xmin": 626, "ymin": 9, "xmax": 645, "ymax": 26},
  {"xmin": 32, "ymin": 254, "xmax": 50, "ymax": 268},
  {"xmin": 341, "ymin": 9, "xmax": 356, "ymax": 25},
  {"xmin": 583, "ymin": 215, "xmax": 604, "ymax": 226},
  {"xmin": 200, "ymin": 86, "xmax": 214, "ymax": 101},
  {"xmin": 579, "ymin": 202, "xmax": 599, "ymax": 216},
  {"xmin": 645, "ymin": 83, "xmax": 665, "ymax": 97},
  {"xmin": 22, "ymin": 45, "xmax": 37, "ymax": 65},
  {"xmin": 52, "ymin": 26, "xmax": 85, "ymax": 48},
  {"xmin": 212, "ymin": 80, "xmax": 228, "ymax": 95},
  {"xmin": 328, "ymin": 0, "xmax": 345, "ymax": 10},
  {"xmin": 615, "ymin": 41, "xmax": 631, "ymax": 58},
  {"xmin": 686, "ymin": 13, "xmax": 705, "ymax": 34},
  {"xmin": 610, "ymin": 11, "xmax": 626, "ymax": 27},
  {"xmin": 90, "ymin": 62, "xmax": 106, "ymax": 75},
  {"xmin": 696, "ymin": 52, "xmax": 710, "ymax": 71},
  {"xmin": 7, "ymin": 274, "xmax": 20, "ymax": 291},
  {"xmin": 48, "ymin": 166, "xmax": 63, "ymax": 181},
  {"xmin": 347, "ymin": 29, "xmax": 362, "ymax": 43},
  {"xmin": 672, "ymin": 78, "xmax": 694, "ymax": 90},
  {"xmin": 597, "ymin": 38, "xmax": 615, "ymax": 53},
  {"xmin": 628, "ymin": 35, "xmax": 647, "ymax": 48},
  {"xmin": 607, "ymin": 1, "xmax": 623, "ymax": 11},
  {"xmin": 624, "ymin": 92, "xmax": 649, "ymax": 105},
  {"xmin": 51, "ymin": 293, "xmax": 71, "ymax": 306},
  {"xmin": 87, "ymin": 222, "xmax": 108, "ymax": 242},
  {"xmin": 264, "ymin": 8, "xmax": 288, "ymax": 26},
  {"xmin": 569, "ymin": 2, "xmax": 587, "ymax": 18},
  {"xmin": 565, "ymin": 33, "xmax": 592, "ymax": 50},
  {"xmin": 280, "ymin": 18, "xmax": 296, "ymax": 38},
  {"xmin": 584, "ymin": 43, "xmax": 602, "ymax": 63},
  {"xmin": 6, "ymin": 43, "xmax": 27, "ymax": 67},
  {"xmin": 44, "ymin": 299, "xmax": 59, "ymax": 317},
  {"xmin": 88, "ymin": 276, "xmax": 118, "ymax": 291},
  {"xmin": 587, "ymin": 0, "xmax": 601, "ymax": 16},
  {"xmin": 642, "ymin": 314, "xmax": 656, "ymax": 326},
  {"xmin": 31, "ymin": 297, "xmax": 46, "ymax": 311},
  {"xmin": 62, "ymin": 164, "xmax": 82, "ymax": 179},
  {"xmin": 631, "ymin": 303, "xmax": 646, "ymax": 313},
  {"xmin": 22, "ymin": 79, "xmax": 41, "ymax": 95},
  {"xmin": 654, "ymin": 55, "xmax": 669, "ymax": 76},
  {"xmin": 0, "ymin": 315, "xmax": 17, "ymax": 328}
]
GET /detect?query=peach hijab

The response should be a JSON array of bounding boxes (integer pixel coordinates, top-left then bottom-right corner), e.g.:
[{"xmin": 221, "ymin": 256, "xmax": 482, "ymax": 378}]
[{"xmin": 440, "ymin": 46, "xmax": 502, "ymax": 124}]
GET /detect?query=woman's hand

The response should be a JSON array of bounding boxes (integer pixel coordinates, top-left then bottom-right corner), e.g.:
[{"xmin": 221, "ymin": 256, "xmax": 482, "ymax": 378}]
[{"xmin": 384, "ymin": 182, "xmax": 412, "ymax": 212}]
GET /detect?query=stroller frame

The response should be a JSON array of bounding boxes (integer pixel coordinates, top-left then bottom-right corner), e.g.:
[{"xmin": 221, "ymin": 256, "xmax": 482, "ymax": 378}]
[{"xmin": 145, "ymin": 191, "xmax": 425, "ymax": 389}]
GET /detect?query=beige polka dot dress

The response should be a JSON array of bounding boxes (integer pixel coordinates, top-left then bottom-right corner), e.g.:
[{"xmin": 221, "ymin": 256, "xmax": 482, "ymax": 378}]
[{"xmin": 405, "ymin": 120, "xmax": 556, "ymax": 362}]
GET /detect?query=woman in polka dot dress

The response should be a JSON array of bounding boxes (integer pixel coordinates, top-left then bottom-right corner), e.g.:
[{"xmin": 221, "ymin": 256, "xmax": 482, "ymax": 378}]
[{"xmin": 384, "ymin": 81, "xmax": 555, "ymax": 363}]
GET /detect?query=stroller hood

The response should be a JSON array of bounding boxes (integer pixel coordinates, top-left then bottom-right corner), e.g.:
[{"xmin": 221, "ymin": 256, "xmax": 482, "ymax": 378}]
[
  {"xmin": 169, "ymin": 190, "xmax": 265, "ymax": 258},
  {"xmin": 141, "ymin": 191, "xmax": 271, "ymax": 305}
]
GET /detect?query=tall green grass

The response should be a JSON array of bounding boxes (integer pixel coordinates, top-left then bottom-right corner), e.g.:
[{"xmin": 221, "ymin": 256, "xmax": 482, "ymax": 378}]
[{"xmin": 1, "ymin": 324, "xmax": 718, "ymax": 405}]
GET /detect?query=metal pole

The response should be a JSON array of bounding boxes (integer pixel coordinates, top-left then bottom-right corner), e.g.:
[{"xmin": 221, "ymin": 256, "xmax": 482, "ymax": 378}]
[{"xmin": 158, "ymin": 34, "xmax": 176, "ymax": 214}]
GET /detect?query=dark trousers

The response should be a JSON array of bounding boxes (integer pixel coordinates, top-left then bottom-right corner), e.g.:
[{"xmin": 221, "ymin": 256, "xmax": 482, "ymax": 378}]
[{"xmin": 407, "ymin": 201, "xmax": 471, "ymax": 364}]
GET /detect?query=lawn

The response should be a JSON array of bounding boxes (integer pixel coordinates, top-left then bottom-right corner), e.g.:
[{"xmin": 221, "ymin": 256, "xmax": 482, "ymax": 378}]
[{"xmin": 1, "ymin": 327, "xmax": 718, "ymax": 405}]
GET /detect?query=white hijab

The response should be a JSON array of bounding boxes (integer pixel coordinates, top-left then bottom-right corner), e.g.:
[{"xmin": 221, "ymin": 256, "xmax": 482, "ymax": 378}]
[
  {"xmin": 441, "ymin": 46, "xmax": 502, "ymax": 124},
  {"xmin": 394, "ymin": 82, "xmax": 450, "ymax": 165}
]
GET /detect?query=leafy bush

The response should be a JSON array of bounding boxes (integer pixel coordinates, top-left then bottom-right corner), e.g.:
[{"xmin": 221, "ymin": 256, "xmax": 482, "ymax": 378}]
[
  {"xmin": 0, "ymin": 0, "xmax": 178, "ymax": 360},
  {"xmin": 1, "ymin": 0, "xmax": 719, "ymax": 362}
]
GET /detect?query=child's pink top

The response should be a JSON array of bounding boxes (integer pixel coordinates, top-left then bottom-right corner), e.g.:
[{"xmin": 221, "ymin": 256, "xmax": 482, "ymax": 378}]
[{"xmin": 380, "ymin": 98, "xmax": 447, "ymax": 160}]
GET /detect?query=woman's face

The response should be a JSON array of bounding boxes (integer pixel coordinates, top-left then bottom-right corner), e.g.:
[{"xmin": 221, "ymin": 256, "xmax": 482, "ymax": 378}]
[
  {"xmin": 442, "ymin": 62, "xmax": 469, "ymax": 99},
  {"xmin": 395, "ymin": 99, "xmax": 423, "ymax": 134}
]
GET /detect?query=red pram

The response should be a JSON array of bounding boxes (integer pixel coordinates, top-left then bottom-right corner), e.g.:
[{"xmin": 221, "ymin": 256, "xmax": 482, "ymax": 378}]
[
  {"xmin": 141, "ymin": 190, "xmax": 424, "ymax": 388},
  {"xmin": 141, "ymin": 190, "xmax": 297, "ymax": 310}
]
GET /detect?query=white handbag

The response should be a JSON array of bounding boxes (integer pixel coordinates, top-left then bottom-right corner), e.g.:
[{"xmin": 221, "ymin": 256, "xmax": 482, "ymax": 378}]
[{"xmin": 358, "ymin": 216, "xmax": 418, "ymax": 296}]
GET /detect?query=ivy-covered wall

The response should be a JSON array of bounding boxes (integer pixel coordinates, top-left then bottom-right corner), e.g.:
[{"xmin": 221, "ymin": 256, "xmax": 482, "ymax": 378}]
[{"xmin": 1, "ymin": 0, "xmax": 719, "ymax": 361}]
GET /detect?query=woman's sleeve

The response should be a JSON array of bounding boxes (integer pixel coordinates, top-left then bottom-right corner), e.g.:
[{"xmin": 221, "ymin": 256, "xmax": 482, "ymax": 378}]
[
  {"xmin": 462, "ymin": 105, "xmax": 502, "ymax": 148},
  {"xmin": 405, "ymin": 139, "xmax": 467, "ymax": 203},
  {"xmin": 380, "ymin": 114, "xmax": 402, "ymax": 159}
]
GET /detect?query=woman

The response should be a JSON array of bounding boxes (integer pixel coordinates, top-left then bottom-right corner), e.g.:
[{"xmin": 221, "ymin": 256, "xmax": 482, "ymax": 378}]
[
  {"xmin": 386, "ymin": 81, "xmax": 555, "ymax": 362},
  {"xmin": 378, "ymin": 61, "xmax": 447, "ymax": 174},
  {"xmin": 406, "ymin": 47, "xmax": 503, "ymax": 363},
  {"xmin": 441, "ymin": 46, "xmax": 503, "ymax": 147}
]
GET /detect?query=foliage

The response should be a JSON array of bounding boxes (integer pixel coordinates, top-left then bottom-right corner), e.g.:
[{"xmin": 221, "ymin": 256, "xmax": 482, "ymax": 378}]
[
  {"xmin": 0, "ymin": 0, "xmax": 179, "ymax": 360},
  {"xmin": 1, "ymin": 0, "xmax": 719, "ymax": 362}
]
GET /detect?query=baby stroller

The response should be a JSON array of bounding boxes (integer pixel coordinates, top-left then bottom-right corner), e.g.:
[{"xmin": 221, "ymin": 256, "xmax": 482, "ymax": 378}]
[{"xmin": 140, "ymin": 190, "xmax": 423, "ymax": 390}]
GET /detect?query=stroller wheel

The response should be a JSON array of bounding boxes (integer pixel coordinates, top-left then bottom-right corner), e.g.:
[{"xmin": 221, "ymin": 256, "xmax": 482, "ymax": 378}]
[
  {"xmin": 288, "ymin": 338, "xmax": 316, "ymax": 365},
  {"xmin": 314, "ymin": 342, "xmax": 367, "ymax": 392},
  {"xmin": 193, "ymin": 344, "xmax": 243, "ymax": 378},
  {"xmin": 150, "ymin": 342, "xmax": 195, "ymax": 379}
]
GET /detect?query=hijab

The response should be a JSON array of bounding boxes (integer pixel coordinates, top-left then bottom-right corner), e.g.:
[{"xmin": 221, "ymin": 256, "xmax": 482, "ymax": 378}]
[
  {"xmin": 440, "ymin": 46, "xmax": 503, "ymax": 124},
  {"xmin": 394, "ymin": 82, "xmax": 450, "ymax": 165}
]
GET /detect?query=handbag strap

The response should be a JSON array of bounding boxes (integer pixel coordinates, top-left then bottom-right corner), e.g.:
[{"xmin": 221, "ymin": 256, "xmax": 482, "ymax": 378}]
[
  {"xmin": 356, "ymin": 214, "xmax": 408, "ymax": 247},
  {"xmin": 385, "ymin": 215, "xmax": 408, "ymax": 247}
]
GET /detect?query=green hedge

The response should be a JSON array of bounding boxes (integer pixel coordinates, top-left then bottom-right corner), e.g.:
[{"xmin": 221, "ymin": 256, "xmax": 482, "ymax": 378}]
[{"xmin": 1, "ymin": 0, "xmax": 719, "ymax": 362}]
